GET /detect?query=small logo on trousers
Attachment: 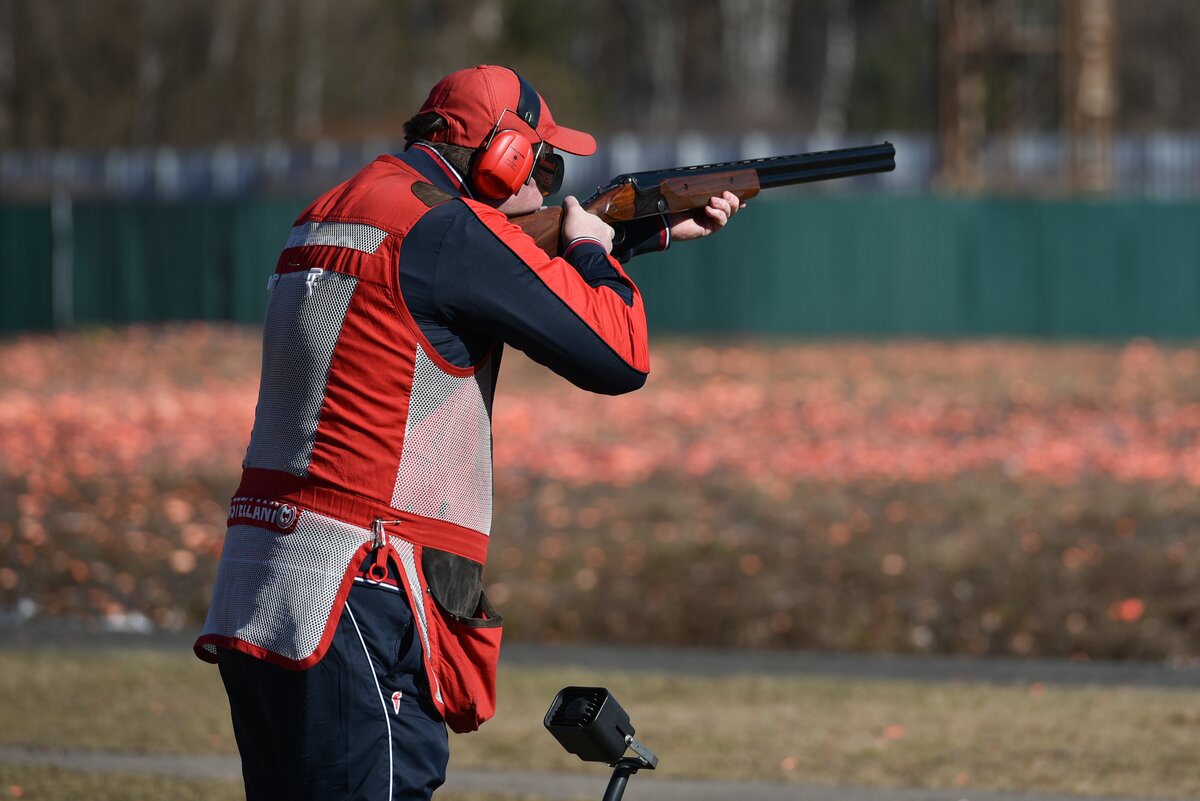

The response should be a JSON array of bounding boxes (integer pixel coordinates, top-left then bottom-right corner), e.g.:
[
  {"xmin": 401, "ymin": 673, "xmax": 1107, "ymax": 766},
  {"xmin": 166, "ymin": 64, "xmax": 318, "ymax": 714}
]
[{"xmin": 391, "ymin": 691, "xmax": 403, "ymax": 714}]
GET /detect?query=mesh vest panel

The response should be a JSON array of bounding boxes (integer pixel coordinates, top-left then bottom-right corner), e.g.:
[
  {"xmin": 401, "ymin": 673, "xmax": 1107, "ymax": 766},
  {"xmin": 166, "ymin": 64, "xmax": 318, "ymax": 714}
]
[
  {"xmin": 392, "ymin": 347, "xmax": 495, "ymax": 535},
  {"xmin": 243, "ymin": 270, "xmax": 358, "ymax": 475},
  {"xmin": 199, "ymin": 511, "xmax": 368, "ymax": 662},
  {"xmin": 285, "ymin": 221, "xmax": 388, "ymax": 253}
]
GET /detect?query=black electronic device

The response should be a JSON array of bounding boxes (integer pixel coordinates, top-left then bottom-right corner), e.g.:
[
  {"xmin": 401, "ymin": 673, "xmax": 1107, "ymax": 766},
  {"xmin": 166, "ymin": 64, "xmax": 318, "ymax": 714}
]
[{"xmin": 544, "ymin": 687, "xmax": 659, "ymax": 801}]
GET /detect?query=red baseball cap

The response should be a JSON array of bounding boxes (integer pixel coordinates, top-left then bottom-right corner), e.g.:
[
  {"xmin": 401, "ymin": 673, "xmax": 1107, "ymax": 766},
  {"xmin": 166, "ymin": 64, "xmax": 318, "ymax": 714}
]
[{"xmin": 417, "ymin": 65, "xmax": 597, "ymax": 157}]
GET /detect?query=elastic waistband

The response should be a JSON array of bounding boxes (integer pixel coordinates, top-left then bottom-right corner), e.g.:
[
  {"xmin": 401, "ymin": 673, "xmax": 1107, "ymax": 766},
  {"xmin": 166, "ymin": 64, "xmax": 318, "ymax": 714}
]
[{"xmin": 234, "ymin": 468, "xmax": 489, "ymax": 564}]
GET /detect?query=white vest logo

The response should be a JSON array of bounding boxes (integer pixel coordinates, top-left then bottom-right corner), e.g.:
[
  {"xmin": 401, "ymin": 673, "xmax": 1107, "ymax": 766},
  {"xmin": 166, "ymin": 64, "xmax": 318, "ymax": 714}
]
[{"xmin": 228, "ymin": 498, "xmax": 302, "ymax": 533}]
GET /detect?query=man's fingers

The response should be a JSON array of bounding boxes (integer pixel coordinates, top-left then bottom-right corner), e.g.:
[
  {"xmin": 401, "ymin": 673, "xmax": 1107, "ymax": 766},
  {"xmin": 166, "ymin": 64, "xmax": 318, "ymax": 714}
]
[
  {"xmin": 713, "ymin": 191, "xmax": 743, "ymax": 215},
  {"xmin": 562, "ymin": 194, "xmax": 615, "ymax": 251},
  {"xmin": 699, "ymin": 192, "xmax": 744, "ymax": 230},
  {"xmin": 704, "ymin": 202, "xmax": 730, "ymax": 227}
]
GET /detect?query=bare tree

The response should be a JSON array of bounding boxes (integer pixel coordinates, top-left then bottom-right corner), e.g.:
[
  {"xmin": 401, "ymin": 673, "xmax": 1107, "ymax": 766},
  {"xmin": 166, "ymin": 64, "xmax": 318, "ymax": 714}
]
[
  {"xmin": 208, "ymin": 0, "xmax": 242, "ymax": 76},
  {"xmin": 25, "ymin": 2, "xmax": 73, "ymax": 148},
  {"xmin": 628, "ymin": 0, "xmax": 685, "ymax": 128},
  {"xmin": 0, "ymin": 0, "xmax": 13, "ymax": 145},
  {"xmin": 719, "ymin": 0, "xmax": 791, "ymax": 121},
  {"xmin": 254, "ymin": 0, "xmax": 285, "ymax": 139},
  {"xmin": 294, "ymin": 0, "xmax": 328, "ymax": 140},
  {"xmin": 815, "ymin": 0, "xmax": 856, "ymax": 138},
  {"xmin": 135, "ymin": 0, "xmax": 166, "ymax": 146}
]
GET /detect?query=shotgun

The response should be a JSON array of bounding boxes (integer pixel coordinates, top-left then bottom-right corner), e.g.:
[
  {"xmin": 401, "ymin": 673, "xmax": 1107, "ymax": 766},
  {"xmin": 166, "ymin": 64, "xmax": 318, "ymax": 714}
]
[{"xmin": 512, "ymin": 142, "xmax": 895, "ymax": 257}]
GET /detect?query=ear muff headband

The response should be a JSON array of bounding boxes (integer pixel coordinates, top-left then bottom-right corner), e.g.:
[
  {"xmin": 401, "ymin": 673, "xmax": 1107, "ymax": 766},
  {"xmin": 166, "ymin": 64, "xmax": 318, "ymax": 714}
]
[
  {"xmin": 470, "ymin": 70, "xmax": 542, "ymax": 199},
  {"xmin": 514, "ymin": 71, "xmax": 540, "ymax": 129}
]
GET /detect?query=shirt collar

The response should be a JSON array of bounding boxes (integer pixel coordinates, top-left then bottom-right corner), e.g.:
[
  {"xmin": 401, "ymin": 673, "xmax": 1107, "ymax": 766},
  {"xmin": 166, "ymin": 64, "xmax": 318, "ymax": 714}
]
[{"xmin": 398, "ymin": 142, "xmax": 474, "ymax": 199}]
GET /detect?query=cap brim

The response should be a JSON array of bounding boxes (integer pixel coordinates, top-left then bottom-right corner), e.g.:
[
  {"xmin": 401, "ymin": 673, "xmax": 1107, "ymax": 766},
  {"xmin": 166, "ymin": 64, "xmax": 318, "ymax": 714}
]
[{"xmin": 542, "ymin": 123, "xmax": 596, "ymax": 157}]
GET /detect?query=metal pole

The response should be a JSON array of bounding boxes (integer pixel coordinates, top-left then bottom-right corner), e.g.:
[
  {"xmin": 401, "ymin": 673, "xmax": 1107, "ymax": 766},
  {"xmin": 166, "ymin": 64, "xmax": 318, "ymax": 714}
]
[
  {"xmin": 601, "ymin": 763, "xmax": 635, "ymax": 801},
  {"xmin": 50, "ymin": 186, "xmax": 74, "ymax": 329}
]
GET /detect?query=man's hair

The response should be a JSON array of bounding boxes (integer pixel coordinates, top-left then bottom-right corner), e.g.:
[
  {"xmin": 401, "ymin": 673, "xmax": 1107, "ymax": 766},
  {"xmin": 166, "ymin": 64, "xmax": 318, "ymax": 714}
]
[{"xmin": 403, "ymin": 112, "xmax": 475, "ymax": 177}]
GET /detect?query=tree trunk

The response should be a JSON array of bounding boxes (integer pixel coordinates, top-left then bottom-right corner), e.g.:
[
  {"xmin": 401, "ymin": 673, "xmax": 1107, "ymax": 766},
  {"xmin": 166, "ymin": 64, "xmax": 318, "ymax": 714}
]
[
  {"xmin": 630, "ymin": 0, "xmax": 684, "ymax": 128},
  {"xmin": 0, "ymin": 0, "xmax": 14, "ymax": 145},
  {"xmin": 294, "ymin": 0, "xmax": 328, "ymax": 140},
  {"xmin": 255, "ymin": 0, "xmax": 285, "ymax": 139},
  {"xmin": 136, "ymin": 0, "xmax": 166, "ymax": 146},
  {"xmin": 208, "ymin": 0, "xmax": 241, "ymax": 75},
  {"xmin": 815, "ymin": 0, "xmax": 856, "ymax": 138},
  {"xmin": 720, "ymin": 0, "xmax": 791, "ymax": 121}
]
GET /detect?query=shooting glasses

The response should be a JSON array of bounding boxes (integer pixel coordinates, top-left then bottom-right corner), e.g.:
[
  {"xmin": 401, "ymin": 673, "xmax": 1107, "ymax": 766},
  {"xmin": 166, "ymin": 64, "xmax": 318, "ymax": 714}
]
[{"xmin": 531, "ymin": 142, "xmax": 564, "ymax": 197}]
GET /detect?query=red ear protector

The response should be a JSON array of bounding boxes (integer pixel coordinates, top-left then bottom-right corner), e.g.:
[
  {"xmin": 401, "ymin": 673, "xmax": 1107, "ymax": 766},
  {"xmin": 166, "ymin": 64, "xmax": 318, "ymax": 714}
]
[
  {"xmin": 470, "ymin": 71, "xmax": 564, "ymax": 199},
  {"xmin": 471, "ymin": 128, "xmax": 536, "ymax": 199}
]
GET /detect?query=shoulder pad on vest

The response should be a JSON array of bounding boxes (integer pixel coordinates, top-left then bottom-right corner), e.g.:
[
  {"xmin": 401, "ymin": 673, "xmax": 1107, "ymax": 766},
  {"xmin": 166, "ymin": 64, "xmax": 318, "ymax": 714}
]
[{"xmin": 412, "ymin": 181, "xmax": 453, "ymax": 209}]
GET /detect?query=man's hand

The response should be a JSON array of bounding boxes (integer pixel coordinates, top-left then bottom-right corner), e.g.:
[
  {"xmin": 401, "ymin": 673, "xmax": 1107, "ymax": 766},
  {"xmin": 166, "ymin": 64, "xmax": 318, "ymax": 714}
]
[
  {"xmin": 562, "ymin": 195, "xmax": 616, "ymax": 253},
  {"xmin": 667, "ymin": 191, "xmax": 743, "ymax": 242}
]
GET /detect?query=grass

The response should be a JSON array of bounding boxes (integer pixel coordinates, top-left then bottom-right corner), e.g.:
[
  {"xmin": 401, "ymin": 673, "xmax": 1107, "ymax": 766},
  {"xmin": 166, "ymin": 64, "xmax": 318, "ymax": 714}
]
[
  {"xmin": 0, "ymin": 648, "xmax": 1198, "ymax": 799},
  {"xmin": 0, "ymin": 764, "xmax": 243, "ymax": 801},
  {"xmin": 0, "ymin": 765, "xmax": 539, "ymax": 801}
]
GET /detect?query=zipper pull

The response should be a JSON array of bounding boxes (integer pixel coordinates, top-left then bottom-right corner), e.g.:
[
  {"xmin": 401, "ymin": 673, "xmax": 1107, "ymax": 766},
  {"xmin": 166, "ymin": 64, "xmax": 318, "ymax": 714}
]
[
  {"xmin": 367, "ymin": 518, "xmax": 403, "ymax": 582},
  {"xmin": 267, "ymin": 274, "xmax": 280, "ymax": 292},
  {"xmin": 368, "ymin": 541, "xmax": 389, "ymax": 582}
]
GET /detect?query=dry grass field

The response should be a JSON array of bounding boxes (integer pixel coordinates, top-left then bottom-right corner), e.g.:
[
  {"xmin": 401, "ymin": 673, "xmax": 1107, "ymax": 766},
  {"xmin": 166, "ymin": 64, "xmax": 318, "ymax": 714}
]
[{"xmin": 0, "ymin": 648, "xmax": 1198, "ymax": 800}]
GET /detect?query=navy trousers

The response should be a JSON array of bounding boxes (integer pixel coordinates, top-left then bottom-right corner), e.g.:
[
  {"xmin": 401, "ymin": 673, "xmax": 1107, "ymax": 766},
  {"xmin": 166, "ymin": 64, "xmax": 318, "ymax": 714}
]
[{"xmin": 217, "ymin": 578, "xmax": 449, "ymax": 800}]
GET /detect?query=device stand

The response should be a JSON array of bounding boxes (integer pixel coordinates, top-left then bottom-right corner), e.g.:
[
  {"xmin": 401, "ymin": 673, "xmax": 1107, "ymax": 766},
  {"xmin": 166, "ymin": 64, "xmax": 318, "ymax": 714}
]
[{"xmin": 601, "ymin": 757, "xmax": 647, "ymax": 801}]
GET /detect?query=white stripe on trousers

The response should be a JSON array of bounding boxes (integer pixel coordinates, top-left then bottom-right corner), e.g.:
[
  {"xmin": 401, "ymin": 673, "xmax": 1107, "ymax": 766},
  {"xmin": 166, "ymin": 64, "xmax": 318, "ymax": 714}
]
[{"xmin": 345, "ymin": 601, "xmax": 395, "ymax": 800}]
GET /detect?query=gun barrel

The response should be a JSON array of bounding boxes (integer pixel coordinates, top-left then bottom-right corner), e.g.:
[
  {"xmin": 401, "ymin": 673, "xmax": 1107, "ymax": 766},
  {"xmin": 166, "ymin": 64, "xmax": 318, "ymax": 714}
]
[
  {"xmin": 614, "ymin": 142, "xmax": 895, "ymax": 192},
  {"xmin": 755, "ymin": 143, "xmax": 895, "ymax": 188}
]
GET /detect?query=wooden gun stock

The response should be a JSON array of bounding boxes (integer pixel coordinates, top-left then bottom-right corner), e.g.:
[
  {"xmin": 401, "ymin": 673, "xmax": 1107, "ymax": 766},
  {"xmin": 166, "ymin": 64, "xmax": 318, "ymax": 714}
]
[
  {"xmin": 512, "ymin": 205, "xmax": 565, "ymax": 256},
  {"xmin": 510, "ymin": 184, "xmax": 637, "ymax": 258},
  {"xmin": 511, "ymin": 142, "xmax": 895, "ymax": 258}
]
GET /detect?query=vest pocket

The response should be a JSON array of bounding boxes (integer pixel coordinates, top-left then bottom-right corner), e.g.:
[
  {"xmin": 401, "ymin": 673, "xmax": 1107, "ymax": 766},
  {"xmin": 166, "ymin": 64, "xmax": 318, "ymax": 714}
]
[{"xmin": 428, "ymin": 589, "xmax": 503, "ymax": 733}]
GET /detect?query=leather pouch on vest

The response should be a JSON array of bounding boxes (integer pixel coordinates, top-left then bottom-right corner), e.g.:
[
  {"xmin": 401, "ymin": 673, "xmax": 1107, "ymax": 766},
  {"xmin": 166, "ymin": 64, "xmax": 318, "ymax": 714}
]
[{"xmin": 422, "ymin": 548, "xmax": 485, "ymax": 620}]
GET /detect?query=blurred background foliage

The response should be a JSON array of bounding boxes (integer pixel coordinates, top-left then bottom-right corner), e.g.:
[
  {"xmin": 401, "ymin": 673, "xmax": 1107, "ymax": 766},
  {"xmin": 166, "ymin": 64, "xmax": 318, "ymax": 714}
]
[
  {"xmin": 5, "ymin": 0, "xmax": 1200, "ymax": 200},
  {"xmin": 1, "ymin": 0, "xmax": 1197, "ymax": 150},
  {"xmin": 3, "ymin": 328, "xmax": 1200, "ymax": 659}
]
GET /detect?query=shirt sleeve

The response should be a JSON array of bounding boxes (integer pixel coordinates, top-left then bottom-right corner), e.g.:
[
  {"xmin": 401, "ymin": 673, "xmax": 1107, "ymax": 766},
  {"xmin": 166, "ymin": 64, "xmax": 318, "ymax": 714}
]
[
  {"xmin": 423, "ymin": 199, "xmax": 650, "ymax": 395},
  {"xmin": 611, "ymin": 214, "xmax": 671, "ymax": 264}
]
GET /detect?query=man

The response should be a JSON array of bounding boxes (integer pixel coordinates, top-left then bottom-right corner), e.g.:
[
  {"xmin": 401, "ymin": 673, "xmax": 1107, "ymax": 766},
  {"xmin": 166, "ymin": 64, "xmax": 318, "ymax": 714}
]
[{"xmin": 194, "ymin": 65, "xmax": 740, "ymax": 800}]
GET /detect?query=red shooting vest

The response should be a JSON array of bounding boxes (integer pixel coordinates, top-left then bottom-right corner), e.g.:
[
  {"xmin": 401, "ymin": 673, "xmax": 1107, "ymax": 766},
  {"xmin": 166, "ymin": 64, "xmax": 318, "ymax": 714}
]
[{"xmin": 195, "ymin": 155, "xmax": 505, "ymax": 732}]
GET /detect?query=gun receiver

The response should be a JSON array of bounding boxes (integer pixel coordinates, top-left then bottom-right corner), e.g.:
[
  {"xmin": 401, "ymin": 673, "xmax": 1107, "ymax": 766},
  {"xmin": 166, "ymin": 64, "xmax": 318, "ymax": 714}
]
[{"xmin": 512, "ymin": 142, "xmax": 895, "ymax": 257}]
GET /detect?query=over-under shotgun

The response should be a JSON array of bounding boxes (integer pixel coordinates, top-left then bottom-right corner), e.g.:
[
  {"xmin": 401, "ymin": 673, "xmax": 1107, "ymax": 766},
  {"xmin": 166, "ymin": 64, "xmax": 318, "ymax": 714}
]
[{"xmin": 513, "ymin": 142, "xmax": 896, "ymax": 257}]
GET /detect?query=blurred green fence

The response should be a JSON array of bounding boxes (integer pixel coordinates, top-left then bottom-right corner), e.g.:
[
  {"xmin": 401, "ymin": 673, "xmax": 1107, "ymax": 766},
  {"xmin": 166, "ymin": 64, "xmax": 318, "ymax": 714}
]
[
  {"xmin": 2, "ymin": 195, "xmax": 1198, "ymax": 337},
  {"xmin": 639, "ymin": 196, "xmax": 1200, "ymax": 338},
  {"xmin": 0, "ymin": 205, "xmax": 53, "ymax": 332}
]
